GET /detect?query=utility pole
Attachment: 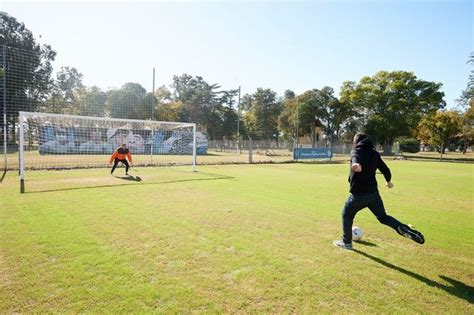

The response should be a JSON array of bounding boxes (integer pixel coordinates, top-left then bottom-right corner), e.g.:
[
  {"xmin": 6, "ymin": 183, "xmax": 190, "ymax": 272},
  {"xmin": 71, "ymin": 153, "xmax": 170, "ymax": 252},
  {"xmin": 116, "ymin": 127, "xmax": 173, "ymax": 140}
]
[
  {"xmin": 237, "ymin": 85, "xmax": 241, "ymax": 154},
  {"xmin": 295, "ymin": 95, "xmax": 299, "ymax": 149},
  {"xmin": 150, "ymin": 67, "xmax": 156, "ymax": 164},
  {"xmin": 152, "ymin": 67, "xmax": 155, "ymax": 120}
]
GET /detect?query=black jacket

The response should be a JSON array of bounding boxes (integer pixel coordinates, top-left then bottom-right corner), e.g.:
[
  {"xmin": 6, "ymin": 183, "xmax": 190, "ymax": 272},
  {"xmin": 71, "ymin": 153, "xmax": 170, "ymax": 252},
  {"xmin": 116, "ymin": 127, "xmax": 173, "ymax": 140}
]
[{"xmin": 348, "ymin": 138, "xmax": 391, "ymax": 194}]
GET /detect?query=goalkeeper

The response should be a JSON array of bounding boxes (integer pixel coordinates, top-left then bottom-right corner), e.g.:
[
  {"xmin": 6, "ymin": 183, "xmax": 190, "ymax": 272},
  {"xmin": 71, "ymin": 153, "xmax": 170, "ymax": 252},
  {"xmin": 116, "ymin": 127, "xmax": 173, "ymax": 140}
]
[{"xmin": 109, "ymin": 143, "xmax": 133, "ymax": 175}]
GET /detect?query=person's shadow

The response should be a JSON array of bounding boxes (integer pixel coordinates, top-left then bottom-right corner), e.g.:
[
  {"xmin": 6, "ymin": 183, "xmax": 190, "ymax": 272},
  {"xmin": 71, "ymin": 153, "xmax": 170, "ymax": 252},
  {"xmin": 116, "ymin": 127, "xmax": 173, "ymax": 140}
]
[
  {"xmin": 354, "ymin": 240, "xmax": 377, "ymax": 247},
  {"xmin": 114, "ymin": 175, "xmax": 142, "ymax": 182},
  {"xmin": 353, "ymin": 249, "xmax": 474, "ymax": 304}
]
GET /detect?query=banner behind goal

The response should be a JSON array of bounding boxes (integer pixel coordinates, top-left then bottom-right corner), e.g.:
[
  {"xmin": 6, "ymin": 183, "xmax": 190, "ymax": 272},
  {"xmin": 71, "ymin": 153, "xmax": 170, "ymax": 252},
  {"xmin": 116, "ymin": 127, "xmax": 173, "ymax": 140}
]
[{"xmin": 19, "ymin": 112, "xmax": 200, "ymax": 189}]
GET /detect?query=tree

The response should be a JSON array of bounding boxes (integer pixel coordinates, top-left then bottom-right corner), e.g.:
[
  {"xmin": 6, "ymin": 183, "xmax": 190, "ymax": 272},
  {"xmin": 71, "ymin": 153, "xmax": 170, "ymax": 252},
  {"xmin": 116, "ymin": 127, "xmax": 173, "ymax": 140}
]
[
  {"xmin": 456, "ymin": 53, "xmax": 474, "ymax": 153},
  {"xmin": 291, "ymin": 87, "xmax": 350, "ymax": 148},
  {"xmin": 243, "ymin": 88, "xmax": 281, "ymax": 140},
  {"xmin": 171, "ymin": 74, "xmax": 224, "ymax": 139},
  {"xmin": 456, "ymin": 52, "xmax": 474, "ymax": 108},
  {"xmin": 135, "ymin": 93, "xmax": 156, "ymax": 120},
  {"xmin": 459, "ymin": 102, "xmax": 474, "ymax": 153},
  {"xmin": 219, "ymin": 89, "xmax": 240, "ymax": 140},
  {"xmin": 42, "ymin": 66, "xmax": 84, "ymax": 114},
  {"xmin": 342, "ymin": 71, "xmax": 445, "ymax": 153},
  {"xmin": 156, "ymin": 100, "xmax": 184, "ymax": 122},
  {"xmin": 278, "ymin": 90, "xmax": 298, "ymax": 142},
  {"xmin": 419, "ymin": 111, "xmax": 461, "ymax": 154},
  {"xmin": 314, "ymin": 86, "xmax": 353, "ymax": 143},
  {"xmin": 169, "ymin": 74, "xmax": 241, "ymax": 140},
  {"xmin": 297, "ymin": 90, "xmax": 323, "ymax": 147},
  {"xmin": 0, "ymin": 12, "xmax": 56, "ymax": 145},
  {"xmin": 416, "ymin": 123, "xmax": 431, "ymax": 151},
  {"xmin": 75, "ymin": 86, "xmax": 107, "ymax": 117},
  {"xmin": 107, "ymin": 83, "xmax": 148, "ymax": 119},
  {"xmin": 171, "ymin": 74, "xmax": 220, "ymax": 126},
  {"xmin": 339, "ymin": 81, "xmax": 364, "ymax": 141},
  {"xmin": 284, "ymin": 89, "xmax": 296, "ymax": 100}
]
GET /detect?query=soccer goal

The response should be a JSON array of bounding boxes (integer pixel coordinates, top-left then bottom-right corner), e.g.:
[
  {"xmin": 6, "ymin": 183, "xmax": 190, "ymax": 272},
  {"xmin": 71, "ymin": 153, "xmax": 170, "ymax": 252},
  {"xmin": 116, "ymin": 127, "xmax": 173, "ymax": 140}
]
[{"xmin": 18, "ymin": 111, "xmax": 200, "ymax": 192}]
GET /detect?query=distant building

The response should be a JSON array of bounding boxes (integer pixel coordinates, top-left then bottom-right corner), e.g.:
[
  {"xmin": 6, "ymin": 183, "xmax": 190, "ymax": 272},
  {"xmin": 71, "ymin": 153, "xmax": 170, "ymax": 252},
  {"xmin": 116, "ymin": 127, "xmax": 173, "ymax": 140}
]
[{"xmin": 297, "ymin": 126, "xmax": 326, "ymax": 148}]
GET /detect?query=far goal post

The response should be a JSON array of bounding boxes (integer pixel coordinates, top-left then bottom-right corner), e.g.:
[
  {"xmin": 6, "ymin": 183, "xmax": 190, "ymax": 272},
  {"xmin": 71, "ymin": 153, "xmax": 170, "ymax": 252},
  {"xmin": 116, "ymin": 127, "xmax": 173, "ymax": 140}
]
[{"xmin": 18, "ymin": 111, "xmax": 202, "ymax": 192}]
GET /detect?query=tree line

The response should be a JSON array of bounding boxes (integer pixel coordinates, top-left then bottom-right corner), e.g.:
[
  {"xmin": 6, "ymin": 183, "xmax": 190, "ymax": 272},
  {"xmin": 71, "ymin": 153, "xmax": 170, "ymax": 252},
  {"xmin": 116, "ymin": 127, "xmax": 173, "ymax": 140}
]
[{"xmin": 1, "ymin": 11, "xmax": 473, "ymax": 153}]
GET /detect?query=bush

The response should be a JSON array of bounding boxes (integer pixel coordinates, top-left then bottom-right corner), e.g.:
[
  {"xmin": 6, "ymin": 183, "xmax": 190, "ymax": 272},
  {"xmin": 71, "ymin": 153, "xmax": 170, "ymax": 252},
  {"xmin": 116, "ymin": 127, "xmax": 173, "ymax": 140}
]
[{"xmin": 398, "ymin": 138, "xmax": 420, "ymax": 153}]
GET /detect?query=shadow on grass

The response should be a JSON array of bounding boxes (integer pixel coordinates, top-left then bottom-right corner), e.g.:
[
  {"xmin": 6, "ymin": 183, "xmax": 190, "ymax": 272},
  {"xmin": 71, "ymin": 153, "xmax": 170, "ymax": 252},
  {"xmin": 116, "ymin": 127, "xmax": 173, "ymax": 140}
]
[
  {"xmin": 354, "ymin": 240, "xmax": 377, "ymax": 247},
  {"xmin": 114, "ymin": 175, "xmax": 142, "ymax": 182},
  {"xmin": 0, "ymin": 170, "xmax": 6, "ymax": 183},
  {"xmin": 353, "ymin": 249, "xmax": 474, "ymax": 304},
  {"xmin": 24, "ymin": 173, "xmax": 234, "ymax": 194}
]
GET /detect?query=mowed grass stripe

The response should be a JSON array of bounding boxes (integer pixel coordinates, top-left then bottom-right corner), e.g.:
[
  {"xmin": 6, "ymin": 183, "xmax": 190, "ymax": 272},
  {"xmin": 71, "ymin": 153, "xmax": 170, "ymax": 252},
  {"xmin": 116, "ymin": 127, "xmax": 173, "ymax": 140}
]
[{"xmin": 0, "ymin": 162, "xmax": 473, "ymax": 313}]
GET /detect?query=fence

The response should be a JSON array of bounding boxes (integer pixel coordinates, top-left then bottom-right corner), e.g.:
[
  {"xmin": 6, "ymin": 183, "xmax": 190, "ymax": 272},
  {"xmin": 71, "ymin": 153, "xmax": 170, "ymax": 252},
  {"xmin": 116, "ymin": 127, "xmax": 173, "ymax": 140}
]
[
  {"xmin": 11, "ymin": 44, "xmax": 449, "ymax": 173},
  {"xmin": 0, "ymin": 45, "xmax": 359, "ymax": 172}
]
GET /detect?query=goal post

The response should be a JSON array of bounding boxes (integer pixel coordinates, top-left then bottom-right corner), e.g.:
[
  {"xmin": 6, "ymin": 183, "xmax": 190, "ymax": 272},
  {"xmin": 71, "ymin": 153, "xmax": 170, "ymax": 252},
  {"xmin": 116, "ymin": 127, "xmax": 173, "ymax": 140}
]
[{"xmin": 18, "ymin": 111, "xmax": 202, "ymax": 192}]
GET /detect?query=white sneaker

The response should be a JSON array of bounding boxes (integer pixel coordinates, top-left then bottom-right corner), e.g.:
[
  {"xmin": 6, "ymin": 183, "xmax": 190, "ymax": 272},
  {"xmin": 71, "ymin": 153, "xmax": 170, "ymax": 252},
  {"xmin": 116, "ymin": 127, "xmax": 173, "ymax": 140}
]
[{"xmin": 333, "ymin": 240, "xmax": 353, "ymax": 250}]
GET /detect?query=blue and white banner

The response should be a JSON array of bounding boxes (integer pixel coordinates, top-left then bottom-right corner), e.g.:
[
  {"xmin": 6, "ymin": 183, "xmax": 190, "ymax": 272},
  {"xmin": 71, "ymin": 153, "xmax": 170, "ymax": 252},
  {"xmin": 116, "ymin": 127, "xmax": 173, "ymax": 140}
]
[{"xmin": 293, "ymin": 148, "xmax": 333, "ymax": 160}]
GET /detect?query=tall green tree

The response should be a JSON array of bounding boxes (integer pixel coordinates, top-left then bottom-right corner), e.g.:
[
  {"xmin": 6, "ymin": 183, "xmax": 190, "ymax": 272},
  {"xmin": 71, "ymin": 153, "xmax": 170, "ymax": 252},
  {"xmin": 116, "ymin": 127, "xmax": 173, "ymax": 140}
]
[
  {"xmin": 279, "ymin": 87, "xmax": 353, "ymax": 147},
  {"xmin": 0, "ymin": 11, "xmax": 56, "ymax": 144},
  {"xmin": 339, "ymin": 81, "xmax": 364, "ymax": 141},
  {"xmin": 456, "ymin": 53, "xmax": 474, "ymax": 153},
  {"xmin": 43, "ymin": 66, "xmax": 84, "ymax": 114},
  {"xmin": 156, "ymin": 100, "xmax": 184, "ymax": 122},
  {"xmin": 219, "ymin": 89, "xmax": 240, "ymax": 140},
  {"xmin": 456, "ymin": 52, "xmax": 474, "ymax": 108},
  {"xmin": 314, "ymin": 86, "xmax": 353, "ymax": 143},
  {"xmin": 419, "ymin": 111, "xmax": 461, "ymax": 154},
  {"xmin": 243, "ymin": 88, "xmax": 281, "ymax": 140},
  {"xmin": 75, "ymin": 86, "xmax": 107, "ymax": 117},
  {"xmin": 278, "ymin": 90, "xmax": 298, "ymax": 142},
  {"xmin": 170, "ymin": 74, "xmax": 240, "ymax": 140},
  {"xmin": 297, "ymin": 89, "xmax": 323, "ymax": 147},
  {"xmin": 459, "ymin": 102, "xmax": 474, "ymax": 153},
  {"xmin": 342, "ymin": 71, "xmax": 445, "ymax": 153},
  {"xmin": 107, "ymin": 83, "xmax": 148, "ymax": 119},
  {"xmin": 172, "ymin": 74, "xmax": 220, "ymax": 125}
]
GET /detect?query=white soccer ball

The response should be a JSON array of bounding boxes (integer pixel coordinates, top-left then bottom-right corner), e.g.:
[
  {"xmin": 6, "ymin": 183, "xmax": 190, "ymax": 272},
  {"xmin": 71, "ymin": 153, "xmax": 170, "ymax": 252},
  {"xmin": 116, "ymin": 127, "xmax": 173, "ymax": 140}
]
[{"xmin": 352, "ymin": 226, "xmax": 364, "ymax": 241}]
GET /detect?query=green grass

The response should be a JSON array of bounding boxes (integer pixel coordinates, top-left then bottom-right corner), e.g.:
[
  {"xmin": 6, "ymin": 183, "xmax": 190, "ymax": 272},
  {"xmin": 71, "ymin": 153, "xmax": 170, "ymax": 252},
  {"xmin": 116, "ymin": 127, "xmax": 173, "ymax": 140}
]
[
  {"xmin": 0, "ymin": 162, "xmax": 473, "ymax": 313},
  {"xmin": 3, "ymin": 149, "xmax": 349, "ymax": 171},
  {"xmin": 402, "ymin": 150, "xmax": 474, "ymax": 161}
]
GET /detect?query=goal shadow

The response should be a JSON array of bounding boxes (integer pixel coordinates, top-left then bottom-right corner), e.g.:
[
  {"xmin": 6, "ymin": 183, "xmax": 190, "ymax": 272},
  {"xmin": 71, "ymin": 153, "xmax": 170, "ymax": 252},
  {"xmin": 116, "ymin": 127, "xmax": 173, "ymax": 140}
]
[
  {"xmin": 24, "ymin": 172, "xmax": 234, "ymax": 194},
  {"xmin": 0, "ymin": 170, "xmax": 6, "ymax": 183},
  {"xmin": 353, "ymin": 249, "xmax": 474, "ymax": 304}
]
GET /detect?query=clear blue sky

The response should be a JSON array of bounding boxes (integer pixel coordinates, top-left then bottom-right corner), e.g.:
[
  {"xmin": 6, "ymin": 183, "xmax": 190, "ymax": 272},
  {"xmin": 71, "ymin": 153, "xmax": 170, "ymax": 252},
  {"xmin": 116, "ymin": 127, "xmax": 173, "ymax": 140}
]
[{"xmin": 2, "ymin": 0, "xmax": 472, "ymax": 107}]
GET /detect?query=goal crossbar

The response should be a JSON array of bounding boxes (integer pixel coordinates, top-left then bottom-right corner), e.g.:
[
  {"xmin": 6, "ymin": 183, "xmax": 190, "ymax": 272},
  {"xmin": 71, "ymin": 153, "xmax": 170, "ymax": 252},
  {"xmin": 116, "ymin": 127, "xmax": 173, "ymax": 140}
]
[
  {"xmin": 19, "ymin": 111, "xmax": 195, "ymax": 127},
  {"xmin": 19, "ymin": 112, "xmax": 198, "ymax": 193}
]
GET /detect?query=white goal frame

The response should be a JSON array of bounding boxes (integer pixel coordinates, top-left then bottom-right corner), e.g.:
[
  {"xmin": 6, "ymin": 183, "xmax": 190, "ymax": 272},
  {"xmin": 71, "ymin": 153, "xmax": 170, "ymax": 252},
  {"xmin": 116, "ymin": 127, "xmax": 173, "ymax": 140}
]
[{"xmin": 19, "ymin": 111, "xmax": 197, "ymax": 193}]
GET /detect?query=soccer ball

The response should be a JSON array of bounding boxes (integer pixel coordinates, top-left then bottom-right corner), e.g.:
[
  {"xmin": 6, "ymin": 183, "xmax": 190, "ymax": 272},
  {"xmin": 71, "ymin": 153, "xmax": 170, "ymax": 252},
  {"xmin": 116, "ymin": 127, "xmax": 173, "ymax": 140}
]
[{"xmin": 352, "ymin": 226, "xmax": 364, "ymax": 241}]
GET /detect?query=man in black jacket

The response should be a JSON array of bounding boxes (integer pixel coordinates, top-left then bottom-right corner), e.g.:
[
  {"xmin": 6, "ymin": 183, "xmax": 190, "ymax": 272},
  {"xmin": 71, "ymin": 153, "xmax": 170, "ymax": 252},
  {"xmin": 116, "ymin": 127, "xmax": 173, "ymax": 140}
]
[{"xmin": 334, "ymin": 133, "xmax": 425, "ymax": 250}]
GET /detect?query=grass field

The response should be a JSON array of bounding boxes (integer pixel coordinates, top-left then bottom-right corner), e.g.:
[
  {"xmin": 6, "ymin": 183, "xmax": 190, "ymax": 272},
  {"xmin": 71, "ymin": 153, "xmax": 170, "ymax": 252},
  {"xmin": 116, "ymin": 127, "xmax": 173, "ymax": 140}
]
[
  {"xmin": 0, "ymin": 162, "xmax": 473, "ymax": 313},
  {"xmin": 402, "ymin": 151, "xmax": 474, "ymax": 161},
  {"xmin": 4, "ymin": 149, "xmax": 298, "ymax": 170}
]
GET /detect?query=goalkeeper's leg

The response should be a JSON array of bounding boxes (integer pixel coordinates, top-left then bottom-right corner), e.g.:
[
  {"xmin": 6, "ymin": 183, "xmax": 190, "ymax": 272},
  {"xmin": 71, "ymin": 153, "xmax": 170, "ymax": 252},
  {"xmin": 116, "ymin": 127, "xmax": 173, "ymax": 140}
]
[
  {"xmin": 123, "ymin": 160, "xmax": 130, "ymax": 175},
  {"xmin": 110, "ymin": 158, "xmax": 120, "ymax": 174}
]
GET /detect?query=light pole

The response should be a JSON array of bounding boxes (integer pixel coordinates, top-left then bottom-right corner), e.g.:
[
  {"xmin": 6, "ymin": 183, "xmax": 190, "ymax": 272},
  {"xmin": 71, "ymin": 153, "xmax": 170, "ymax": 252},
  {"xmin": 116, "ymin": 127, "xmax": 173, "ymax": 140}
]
[
  {"xmin": 237, "ymin": 85, "xmax": 241, "ymax": 154},
  {"xmin": 150, "ymin": 67, "xmax": 156, "ymax": 164},
  {"xmin": 152, "ymin": 67, "xmax": 155, "ymax": 120},
  {"xmin": 295, "ymin": 95, "xmax": 299, "ymax": 149}
]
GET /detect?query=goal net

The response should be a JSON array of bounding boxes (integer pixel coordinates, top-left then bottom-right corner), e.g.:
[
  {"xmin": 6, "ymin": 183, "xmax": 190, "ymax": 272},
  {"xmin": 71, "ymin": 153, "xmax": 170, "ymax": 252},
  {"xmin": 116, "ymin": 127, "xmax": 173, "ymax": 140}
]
[{"xmin": 19, "ymin": 112, "xmax": 201, "ymax": 190}]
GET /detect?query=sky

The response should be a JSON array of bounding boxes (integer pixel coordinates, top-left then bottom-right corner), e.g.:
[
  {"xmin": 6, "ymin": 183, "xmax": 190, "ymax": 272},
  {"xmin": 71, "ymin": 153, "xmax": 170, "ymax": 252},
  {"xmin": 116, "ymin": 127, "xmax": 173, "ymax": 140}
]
[{"xmin": 1, "ymin": 0, "xmax": 472, "ymax": 107}]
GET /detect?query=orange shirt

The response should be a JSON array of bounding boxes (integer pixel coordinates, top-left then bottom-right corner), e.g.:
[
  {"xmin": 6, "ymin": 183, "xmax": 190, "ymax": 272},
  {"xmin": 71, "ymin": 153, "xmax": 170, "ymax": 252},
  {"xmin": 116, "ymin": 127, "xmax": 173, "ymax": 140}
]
[{"xmin": 109, "ymin": 147, "xmax": 132, "ymax": 163}]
